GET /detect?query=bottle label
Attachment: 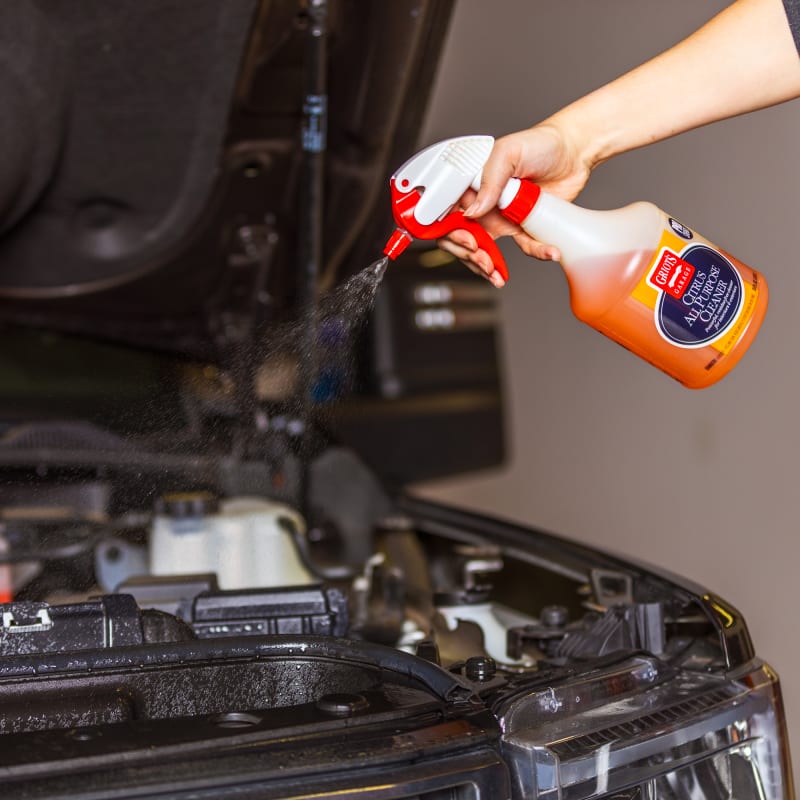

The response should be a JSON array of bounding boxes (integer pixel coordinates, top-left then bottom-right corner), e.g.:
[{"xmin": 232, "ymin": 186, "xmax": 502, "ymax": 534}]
[
  {"xmin": 632, "ymin": 225, "xmax": 758, "ymax": 353},
  {"xmin": 647, "ymin": 245, "xmax": 743, "ymax": 347}
]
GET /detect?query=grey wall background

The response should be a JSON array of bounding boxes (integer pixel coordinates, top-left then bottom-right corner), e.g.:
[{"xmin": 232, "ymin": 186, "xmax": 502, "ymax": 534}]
[{"xmin": 415, "ymin": 0, "xmax": 800, "ymax": 772}]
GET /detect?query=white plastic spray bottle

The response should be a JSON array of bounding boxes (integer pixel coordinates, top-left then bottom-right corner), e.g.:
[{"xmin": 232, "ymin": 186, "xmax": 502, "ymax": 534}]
[{"xmin": 384, "ymin": 136, "xmax": 768, "ymax": 389}]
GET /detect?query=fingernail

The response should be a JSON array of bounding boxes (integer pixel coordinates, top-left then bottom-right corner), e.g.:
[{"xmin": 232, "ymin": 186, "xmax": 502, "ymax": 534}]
[
  {"xmin": 490, "ymin": 272, "xmax": 505, "ymax": 288},
  {"xmin": 464, "ymin": 202, "xmax": 481, "ymax": 218}
]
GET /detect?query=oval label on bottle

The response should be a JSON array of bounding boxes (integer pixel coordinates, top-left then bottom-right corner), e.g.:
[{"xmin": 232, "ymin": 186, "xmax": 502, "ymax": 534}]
[
  {"xmin": 668, "ymin": 217, "xmax": 693, "ymax": 240},
  {"xmin": 649, "ymin": 245, "xmax": 743, "ymax": 348}
]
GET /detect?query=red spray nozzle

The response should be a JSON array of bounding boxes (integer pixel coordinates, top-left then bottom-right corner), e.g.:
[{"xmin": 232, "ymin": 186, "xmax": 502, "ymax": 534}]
[{"xmin": 383, "ymin": 227, "xmax": 413, "ymax": 260}]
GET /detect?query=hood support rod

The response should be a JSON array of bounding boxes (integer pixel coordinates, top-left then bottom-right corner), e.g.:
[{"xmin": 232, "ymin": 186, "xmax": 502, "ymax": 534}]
[{"xmin": 297, "ymin": 0, "xmax": 328, "ymax": 517}]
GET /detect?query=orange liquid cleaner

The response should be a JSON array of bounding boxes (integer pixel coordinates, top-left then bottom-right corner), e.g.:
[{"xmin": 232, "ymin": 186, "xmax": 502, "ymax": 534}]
[{"xmin": 496, "ymin": 184, "xmax": 768, "ymax": 388}]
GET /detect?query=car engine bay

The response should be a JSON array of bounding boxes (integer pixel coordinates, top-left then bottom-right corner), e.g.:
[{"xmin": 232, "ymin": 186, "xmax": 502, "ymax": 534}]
[{"xmin": 0, "ymin": 388, "xmax": 789, "ymax": 799}]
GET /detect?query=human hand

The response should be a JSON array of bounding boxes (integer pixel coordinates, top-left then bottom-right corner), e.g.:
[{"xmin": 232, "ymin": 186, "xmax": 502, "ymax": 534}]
[{"xmin": 438, "ymin": 120, "xmax": 594, "ymax": 286}]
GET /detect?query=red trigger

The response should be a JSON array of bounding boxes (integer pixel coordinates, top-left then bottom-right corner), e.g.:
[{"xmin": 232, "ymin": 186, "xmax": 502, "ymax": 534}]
[
  {"xmin": 385, "ymin": 182, "xmax": 509, "ymax": 282},
  {"xmin": 436, "ymin": 211, "xmax": 508, "ymax": 282}
]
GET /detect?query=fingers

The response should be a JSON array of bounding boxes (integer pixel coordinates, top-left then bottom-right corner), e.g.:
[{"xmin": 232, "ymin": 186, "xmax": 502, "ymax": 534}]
[
  {"xmin": 439, "ymin": 226, "xmax": 560, "ymax": 288},
  {"xmin": 438, "ymin": 230, "xmax": 478, "ymax": 263},
  {"xmin": 511, "ymin": 232, "xmax": 561, "ymax": 262},
  {"xmin": 438, "ymin": 233, "xmax": 506, "ymax": 288}
]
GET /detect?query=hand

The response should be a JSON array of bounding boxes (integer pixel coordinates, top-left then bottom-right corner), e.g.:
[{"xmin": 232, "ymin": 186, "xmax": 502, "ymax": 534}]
[{"xmin": 438, "ymin": 120, "xmax": 594, "ymax": 287}]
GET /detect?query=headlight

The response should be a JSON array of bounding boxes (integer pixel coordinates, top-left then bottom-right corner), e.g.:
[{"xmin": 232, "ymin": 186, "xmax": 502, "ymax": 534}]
[{"xmin": 497, "ymin": 657, "xmax": 793, "ymax": 799}]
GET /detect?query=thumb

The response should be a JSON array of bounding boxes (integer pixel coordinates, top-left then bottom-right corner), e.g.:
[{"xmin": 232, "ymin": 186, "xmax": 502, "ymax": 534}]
[{"xmin": 464, "ymin": 142, "xmax": 517, "ymax": 218}]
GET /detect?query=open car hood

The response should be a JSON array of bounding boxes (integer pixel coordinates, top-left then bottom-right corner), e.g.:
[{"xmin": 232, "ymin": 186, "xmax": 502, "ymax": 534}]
[{"xmin": 0, "ymin": 0, "xmax": 454, "ymax": 359}]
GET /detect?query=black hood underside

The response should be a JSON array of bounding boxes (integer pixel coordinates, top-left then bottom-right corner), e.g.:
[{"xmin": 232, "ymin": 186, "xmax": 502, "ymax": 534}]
[{"xmin": 0, "ymin": 0, "xmax": 454, "ymax": 359}]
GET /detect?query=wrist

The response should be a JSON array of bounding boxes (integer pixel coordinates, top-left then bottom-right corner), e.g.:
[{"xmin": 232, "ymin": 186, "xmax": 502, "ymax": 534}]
[{"xmin": 543, "ymin": 94, "xmax": 625, "ymax": 173}]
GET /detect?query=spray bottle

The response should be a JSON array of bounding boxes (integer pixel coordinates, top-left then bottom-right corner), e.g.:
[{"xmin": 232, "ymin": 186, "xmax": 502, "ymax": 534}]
[{"xmin": 383, "ymin": 136, "xmax": 768, "ymax": 389}]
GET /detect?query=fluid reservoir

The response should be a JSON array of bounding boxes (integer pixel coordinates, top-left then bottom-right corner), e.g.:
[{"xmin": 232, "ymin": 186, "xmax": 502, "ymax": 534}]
[{"xmin": 149, "ymin": 494, "xmax": 315, "ymax": 589}]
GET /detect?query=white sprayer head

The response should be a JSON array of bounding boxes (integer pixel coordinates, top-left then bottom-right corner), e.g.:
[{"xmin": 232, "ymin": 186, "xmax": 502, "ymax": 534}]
[{"xmin": 392, "ymin": 135, "xmax": 494, "ymax": 225}]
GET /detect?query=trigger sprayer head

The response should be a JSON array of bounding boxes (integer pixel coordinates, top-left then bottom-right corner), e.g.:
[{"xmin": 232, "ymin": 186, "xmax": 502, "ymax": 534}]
[
  {"xmin": 383, "ymin": 137, "xmax": 495, "ymax": 262},
  {"xmin": 382, "ymin": 136, "xmax": 510, "ymax": 282}
]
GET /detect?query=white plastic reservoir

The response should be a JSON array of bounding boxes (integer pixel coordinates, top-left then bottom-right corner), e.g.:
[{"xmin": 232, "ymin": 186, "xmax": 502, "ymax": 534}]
[{"xmin": 149, "ymin": 496, "xmax": 315, "ymax": 589}]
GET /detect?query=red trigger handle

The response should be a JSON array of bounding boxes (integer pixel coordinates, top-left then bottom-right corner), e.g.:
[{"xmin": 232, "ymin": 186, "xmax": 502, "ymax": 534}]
[{"xmin": 385, "ymin": 184, "xmax": 509, "ymax": 282}]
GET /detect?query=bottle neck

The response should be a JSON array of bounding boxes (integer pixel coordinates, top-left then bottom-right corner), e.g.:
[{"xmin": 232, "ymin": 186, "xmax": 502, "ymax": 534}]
[
  {"xmin": 514, "ymin": 190, "xmax": 660, "ymax": 266},
  {"xmin": 518, "ymin": 192, "xmax": 610, "ymax": 264}
]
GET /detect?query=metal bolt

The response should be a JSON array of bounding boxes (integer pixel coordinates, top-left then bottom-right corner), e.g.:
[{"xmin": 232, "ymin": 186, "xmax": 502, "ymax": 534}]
[{"xmin": 465, "ymin": 656, "xmax": 496, "ymax": 682}]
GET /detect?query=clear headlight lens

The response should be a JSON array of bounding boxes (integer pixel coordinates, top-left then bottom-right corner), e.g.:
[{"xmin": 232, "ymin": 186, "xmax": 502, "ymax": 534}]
[{"xmin": 499, "ymin": 657, "xmax": 793, "ymax": 799}]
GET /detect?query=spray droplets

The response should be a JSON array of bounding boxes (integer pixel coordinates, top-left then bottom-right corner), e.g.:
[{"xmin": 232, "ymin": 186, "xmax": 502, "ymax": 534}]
[
  {"xmin": 305, "ymin": 258, "xmax": 388, "ymax": 403},
  {"xmin": 262, "ymin": 258, "xmax": 389, "ymax": 407}
]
